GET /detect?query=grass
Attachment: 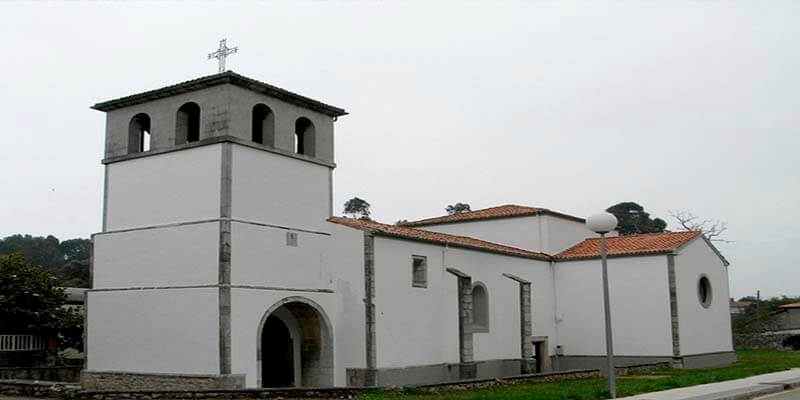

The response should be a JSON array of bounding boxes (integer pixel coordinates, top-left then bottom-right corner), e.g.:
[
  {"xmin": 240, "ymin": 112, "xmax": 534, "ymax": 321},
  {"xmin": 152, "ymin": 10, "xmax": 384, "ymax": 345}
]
[{"xmin": 358, "ymin": 350, "xmax": 800, "ymax": 400}]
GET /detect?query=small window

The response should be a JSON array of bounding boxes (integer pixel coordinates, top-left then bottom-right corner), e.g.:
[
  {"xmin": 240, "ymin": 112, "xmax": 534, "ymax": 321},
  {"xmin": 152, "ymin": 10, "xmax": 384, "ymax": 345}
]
[
  {"xmin": 176, "ymin": 102, "xmax": 201, "ymax": 144},
  {"xmin": 472, "ymin": 282, "xmax": 489, "ymax": 332},
  {"xmin": 128, "ymin": 113, "xmax": 151, "ymax": 154},
  {"xmin": 412, "ymin": 255, "xmax": 427, "ymax": 288},
  {"xmin": 698, "ymin": 275, "xmax": 712, "ymax": 308}
]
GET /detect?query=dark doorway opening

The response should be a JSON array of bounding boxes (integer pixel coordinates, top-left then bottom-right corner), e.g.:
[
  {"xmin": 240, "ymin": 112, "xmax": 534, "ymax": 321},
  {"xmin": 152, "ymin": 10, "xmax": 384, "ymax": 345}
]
[{"xmin": 261, "ymin": 316, "xmax": 294, "ymax": 387}]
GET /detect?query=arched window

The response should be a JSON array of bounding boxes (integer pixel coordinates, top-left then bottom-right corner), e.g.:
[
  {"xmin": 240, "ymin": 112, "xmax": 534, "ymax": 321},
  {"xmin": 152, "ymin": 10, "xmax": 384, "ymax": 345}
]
[
  {"xmin": 294, "ymin": 117, "xmax": 315, "ymax": 156},
  {"xmin": 472, "ymin": 282, "xmax": 489, "ymax": 333},
  {"xmin": 128, "ymin": 113, "xmax": 151, "ymax": 154},
  {"xmin": 175, "ymin": 102, "xmax": 201, "ymax": 145},
  {"xmin": 252, "ymin": 104, "xmax": 275, "ymax": 146}
]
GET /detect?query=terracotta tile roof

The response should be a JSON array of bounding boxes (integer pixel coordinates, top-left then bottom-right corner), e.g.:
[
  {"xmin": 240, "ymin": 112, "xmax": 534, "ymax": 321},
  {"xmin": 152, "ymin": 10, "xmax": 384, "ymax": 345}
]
[
  {"xmin": 779, "ymin": 302, "xmax": 800, "ymax": 309},
  {"xmin": 402, "ymin": 204, "xmax": 584, "ymax": 227},
  {"xmin": 327, "ymin": 216, "xmax": 551, "ymax": 261},
  {"xmin": 92, "ymin": 71, "xmax": 347, "ymax": 117},
  {"xmin": 555, "ymin": 231, "xmax": 703, "ymax": 261}
]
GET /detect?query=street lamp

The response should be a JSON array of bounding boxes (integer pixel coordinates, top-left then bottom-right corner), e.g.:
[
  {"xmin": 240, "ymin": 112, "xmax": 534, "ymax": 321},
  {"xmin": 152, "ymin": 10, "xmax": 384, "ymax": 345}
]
[{"xmin": 586, "ymin": 212, "xmax": 619, "ymax": 398}]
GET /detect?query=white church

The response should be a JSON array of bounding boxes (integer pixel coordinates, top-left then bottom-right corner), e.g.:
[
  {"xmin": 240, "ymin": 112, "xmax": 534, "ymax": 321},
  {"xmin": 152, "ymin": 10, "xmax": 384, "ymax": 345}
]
[{"xmin": 84, "ymin": 69, "xmax": 735, "ymax": 389}]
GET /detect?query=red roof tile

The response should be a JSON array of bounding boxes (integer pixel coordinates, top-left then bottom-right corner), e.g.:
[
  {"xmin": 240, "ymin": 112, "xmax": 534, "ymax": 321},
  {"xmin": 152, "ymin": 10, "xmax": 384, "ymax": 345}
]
[
  {"xmin": 328, "ymin": 216, "xmax": 551, "ymax": 261},
  {"xmin": 555, "ymin": 231, "xmax": 703, "ymax": 261},
  {"xmin": 779, "ymin": 302, "xmax": 800, "ymax": 309},
  {"xmin": 402, "ymin": 204, "xmax": 584, "ymax": 227}
]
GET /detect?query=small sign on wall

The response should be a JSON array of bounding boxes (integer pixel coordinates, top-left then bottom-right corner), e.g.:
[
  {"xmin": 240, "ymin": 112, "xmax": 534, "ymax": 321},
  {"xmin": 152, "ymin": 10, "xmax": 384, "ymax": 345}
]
[{"xmin": 286, "ymin": 231, "xmax": 298, "ymax": 247}]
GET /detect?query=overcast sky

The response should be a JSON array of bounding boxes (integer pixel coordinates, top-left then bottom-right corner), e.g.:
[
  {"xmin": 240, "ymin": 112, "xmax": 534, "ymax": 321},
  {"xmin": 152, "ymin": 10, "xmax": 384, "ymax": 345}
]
[{"xmin": 1, "ymin": 1, "xmax": 798, "ymax": 299}]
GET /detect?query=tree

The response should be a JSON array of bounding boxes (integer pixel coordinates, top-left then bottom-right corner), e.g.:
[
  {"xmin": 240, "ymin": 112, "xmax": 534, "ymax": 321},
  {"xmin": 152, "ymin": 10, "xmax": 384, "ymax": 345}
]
[
  {"xmin": 0, "ymin": 254, "xmax": 67, "ymax": 333},
  {"xmin": 0, "ymin": 254, "xmax": 83, "ymax": 352},
  {"xmin": 58, "ymin": 239, "xmax": 91, "ymax": 263},
  {"xmin": 343, "ymin": 197, "xmax": 371, "ymax": 220},
  {"xmin": 669, "ymin": 210, "xmax": 732, "ymax": 243},
  {"xmin": 446, "ymin": 203, "xmax": 471, "ymax": 215},
  {"xmin": 395, "ymin": 219, "xmax": 409, "ymax": 226},
  {"xmin": 606, "ymin": 202, "xmax": 667, "ymax": 235},
  {"xmin": 0, "ymin": 235, "xmax": 91, "ymax": 288}
]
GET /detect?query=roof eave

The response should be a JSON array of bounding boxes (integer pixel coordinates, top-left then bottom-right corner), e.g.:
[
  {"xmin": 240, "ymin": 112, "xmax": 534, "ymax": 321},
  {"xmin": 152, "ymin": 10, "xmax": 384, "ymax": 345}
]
[
  {"xmin": 371, "ymin": 231, "xmax": 552, "ymax": 261},
  {"xmin": 555, "ymin": 249, "xmax": 674, "ymax": 262},
  {"xmin": 91, "ymin": 71, "xmax": 347, "ymax": 117}
]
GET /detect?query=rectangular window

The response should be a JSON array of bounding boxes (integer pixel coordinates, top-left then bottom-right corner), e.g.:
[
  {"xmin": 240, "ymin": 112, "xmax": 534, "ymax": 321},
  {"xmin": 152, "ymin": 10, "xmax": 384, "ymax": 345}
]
[{"xmin": 412, "ymin": 255, "xmax": 427, "ymax": 288}]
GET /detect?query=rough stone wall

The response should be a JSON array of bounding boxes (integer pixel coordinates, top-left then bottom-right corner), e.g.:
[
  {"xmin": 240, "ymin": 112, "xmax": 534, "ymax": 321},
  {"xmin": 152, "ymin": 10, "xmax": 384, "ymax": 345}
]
[
  {"xmin": 616, "ymin": 362, "xmax": 672, "ymax": 376},
  {"xmin": 3, "ymin": 369, "xmax": 603, "ymax": 399},
  {"xmin": 734, "ymin": 333, "xmax": 798, "ymax": 350},
  {"xmin": 0, "ymin": 351, "xmax": 50, "ymax": 367},
  {"xmin": 0, "ymin": 366, "xmax": 82, "ymax": 382},
  {"xmin": 0, "ymin": 380, "xmax": 80, "ymax": 399},
  {"xmin": 80, "ymin": 371, "xmax": 245, "ymax": 390}
]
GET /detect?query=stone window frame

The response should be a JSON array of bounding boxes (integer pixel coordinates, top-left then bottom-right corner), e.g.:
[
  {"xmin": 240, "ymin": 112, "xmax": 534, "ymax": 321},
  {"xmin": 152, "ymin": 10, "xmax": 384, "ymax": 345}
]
[
  {"xmin": 411, "ymin": 255, "xmax": 427, "ymax": 288},
  {"xmin": 697, "ymin": 274, "xmax": 713, "ymax": 308},
  {"xmin": 471, "ymin": 281, "xmax": 490, "ymax": 333}
]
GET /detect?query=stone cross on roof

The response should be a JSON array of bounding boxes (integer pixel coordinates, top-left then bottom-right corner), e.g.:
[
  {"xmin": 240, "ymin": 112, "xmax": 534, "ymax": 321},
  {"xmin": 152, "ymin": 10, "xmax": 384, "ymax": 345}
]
[{"xmin": 208, "ymin": 39, "xmax": 238, "ymax": 73}]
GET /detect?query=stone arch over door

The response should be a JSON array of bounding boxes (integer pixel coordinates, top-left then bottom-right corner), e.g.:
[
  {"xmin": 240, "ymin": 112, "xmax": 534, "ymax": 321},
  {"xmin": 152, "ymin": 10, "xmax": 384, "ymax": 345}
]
[{"xmin": 257, "ymin": 296, "xmax": 334, "ymax": 387}]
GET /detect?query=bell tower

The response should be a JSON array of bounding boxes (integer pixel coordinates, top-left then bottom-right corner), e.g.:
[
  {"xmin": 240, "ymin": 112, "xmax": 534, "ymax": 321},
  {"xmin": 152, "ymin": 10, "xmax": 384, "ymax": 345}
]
[{"xmin": 86, "ymin": 71, "xmax": 346, "ymax": 382}]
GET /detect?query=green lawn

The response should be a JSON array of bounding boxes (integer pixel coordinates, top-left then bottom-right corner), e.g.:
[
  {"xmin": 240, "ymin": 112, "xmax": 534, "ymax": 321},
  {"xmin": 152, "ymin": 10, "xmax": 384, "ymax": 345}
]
[{"xmin": 359, "ymin": 350, "xmax": 800, "ymax": 400}]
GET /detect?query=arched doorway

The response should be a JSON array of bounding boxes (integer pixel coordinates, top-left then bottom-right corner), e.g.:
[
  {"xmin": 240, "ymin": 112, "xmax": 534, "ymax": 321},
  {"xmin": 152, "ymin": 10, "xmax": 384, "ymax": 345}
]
[{"xmin": 257, "ymin": 297, "xmax": 333, "ymax": 387}]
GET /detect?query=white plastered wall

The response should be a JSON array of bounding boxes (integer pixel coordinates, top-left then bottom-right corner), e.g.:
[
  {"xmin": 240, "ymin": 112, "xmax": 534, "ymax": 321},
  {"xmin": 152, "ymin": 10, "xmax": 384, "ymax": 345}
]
[
  {"xmin": 418, "ymin": 215, "xmax": 596, "ymax": 254},
  {"xmin": 105, "ymin": 144, "xmax": 221, "ymax": 231},
  {"xmin": 542, "ymin": 215, "xmax": 599, "ymax": 254},
  {"xmin": 229, "ymin": 223, "xmax": 366, "ymax": 387},
  {"xmin": 231, "ymin": 222, "xmax": 331, "ymax": 290},
  {"xmin": 420, "ymin": 216, "xmax": 545, "ymax": 252},
  {"xmin": 445, "ymin": 249, "xmax": 557, "ymax": 360},
  {"xmin": 93, "ymin": 222, "xmax": 219, "ymax": 288},
  {"xmin": 372, "ymin": 237, "xmax": 555, "ymax": 368},
  {"xmin": 86, "ymin": 288, "xmax": 219, "ymax": 374},
  {"xmin": 231, "ymin": 145, "xmax": 331, "ymax": 233},
  {"xmin": 554, "ymin": 255, "xmax": 673, "ymax": 356},
  {"xmin": 674, "ymin": 239, "xmax": 733, "ymax": 355}
]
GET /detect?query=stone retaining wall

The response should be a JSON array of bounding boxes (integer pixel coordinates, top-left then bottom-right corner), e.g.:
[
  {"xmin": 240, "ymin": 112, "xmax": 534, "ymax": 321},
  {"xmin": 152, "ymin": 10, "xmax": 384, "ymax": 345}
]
[
  {"xmin": 80, "ymin": 371, "xmax": 246, "ymax": 390},
  {"xmin": 0, "ymin": 366, "xmax": 83, "ymax": 382},
  {"xmin": 0, "ymin": 379, "xmax": 80, "ymax": 399},
  {"xmin": 616, "ymin": 362, "xmax": 672, "ymax": 376},
  {"xmin": 735, "ymin": 333, "xmax": 799, "ymax": 350},
  {"xmin": 0, "ymin": 368, "xmax": 603, "ymax": 399}
]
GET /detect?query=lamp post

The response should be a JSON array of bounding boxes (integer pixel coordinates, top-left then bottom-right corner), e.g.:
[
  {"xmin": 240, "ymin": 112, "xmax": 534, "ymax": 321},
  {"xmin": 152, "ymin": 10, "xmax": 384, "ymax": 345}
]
[{"xmin": 586, "ymin": 212, "xmax": 619, "ymax": 398}]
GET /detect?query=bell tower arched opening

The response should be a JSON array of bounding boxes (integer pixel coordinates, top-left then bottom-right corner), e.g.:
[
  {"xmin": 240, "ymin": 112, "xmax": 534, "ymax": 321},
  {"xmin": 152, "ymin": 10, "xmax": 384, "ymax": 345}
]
[
  {"xmin": 175, "ymin": 102, "xmax": 200, "ymax": 144},
  {"xmin": 252, "ymin": 104, "xmax": 275, "ymax": 146},
  {"xmin": 128, "ymin": 113, "xmax": 151, "ymax": 154}
]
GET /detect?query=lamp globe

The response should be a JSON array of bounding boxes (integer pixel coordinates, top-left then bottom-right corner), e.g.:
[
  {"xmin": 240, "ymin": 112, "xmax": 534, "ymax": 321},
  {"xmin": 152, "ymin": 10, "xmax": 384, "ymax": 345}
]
[{"xmin": 587, "ymin": 212, "xmax": 618, "ymax": 234}]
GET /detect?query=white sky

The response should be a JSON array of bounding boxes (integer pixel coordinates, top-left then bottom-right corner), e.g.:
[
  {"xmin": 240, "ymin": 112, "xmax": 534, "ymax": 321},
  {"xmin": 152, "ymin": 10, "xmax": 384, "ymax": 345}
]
[{"xmin": 1, "ymin": 1, "xmax": 798, "ymax": 299}]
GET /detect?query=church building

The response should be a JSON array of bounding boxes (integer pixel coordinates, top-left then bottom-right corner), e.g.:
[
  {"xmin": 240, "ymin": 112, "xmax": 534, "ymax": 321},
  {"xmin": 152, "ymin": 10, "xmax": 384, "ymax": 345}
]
[{"xmin": 84, "ymin": 71, "xmax": 735, "ymax": 389}]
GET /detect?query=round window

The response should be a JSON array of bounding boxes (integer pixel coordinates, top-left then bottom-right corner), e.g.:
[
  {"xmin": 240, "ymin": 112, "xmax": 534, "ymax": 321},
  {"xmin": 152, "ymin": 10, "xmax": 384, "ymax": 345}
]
[{"xmin": 697, "ymin": 275, "xmax": 712, "ymax": 308}]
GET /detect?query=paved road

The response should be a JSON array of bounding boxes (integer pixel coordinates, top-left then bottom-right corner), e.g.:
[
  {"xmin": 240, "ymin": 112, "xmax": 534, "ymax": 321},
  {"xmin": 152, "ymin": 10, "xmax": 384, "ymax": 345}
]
[
  {"xmin": 756, "ymin": 388, "xmax": 800, "ymax": 400},
  {"xmin": 618, "ymin": 368, "xmax": 800, "ymax": 400}
]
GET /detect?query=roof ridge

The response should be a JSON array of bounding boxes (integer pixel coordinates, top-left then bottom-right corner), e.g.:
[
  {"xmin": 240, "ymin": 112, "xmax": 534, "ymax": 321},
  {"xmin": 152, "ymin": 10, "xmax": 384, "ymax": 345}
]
[
  {"xmin": 402, "ymin": 204, "xmax": 582, "ymax": 227},
  {"xmin": 583, "ymin": 231, "xmax": 702, "ymax": 240}
]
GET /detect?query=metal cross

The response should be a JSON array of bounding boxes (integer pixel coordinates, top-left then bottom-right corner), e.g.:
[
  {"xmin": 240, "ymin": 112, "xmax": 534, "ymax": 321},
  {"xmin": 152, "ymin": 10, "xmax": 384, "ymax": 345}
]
[{"xmin": 208, "ymin": 39, "xmax": 238, "ymax": 73}]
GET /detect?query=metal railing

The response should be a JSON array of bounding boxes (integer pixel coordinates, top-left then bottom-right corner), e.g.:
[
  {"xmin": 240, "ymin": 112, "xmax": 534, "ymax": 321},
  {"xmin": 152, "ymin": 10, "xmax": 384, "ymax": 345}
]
[{"xmin": 0, "ymin": 334, "xmax": 46, "ymax": 352}]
